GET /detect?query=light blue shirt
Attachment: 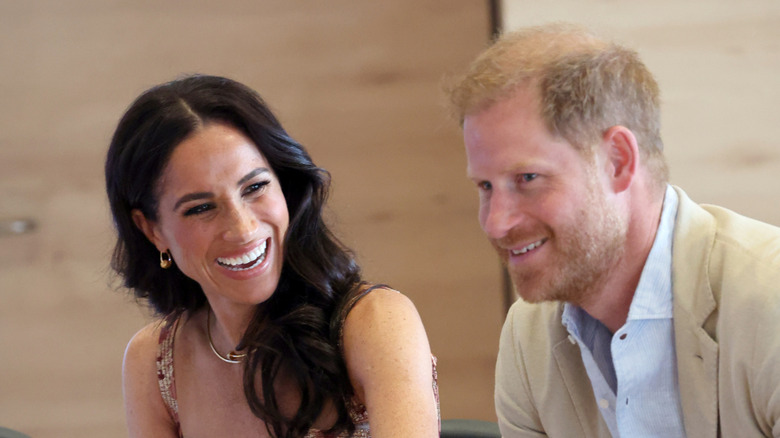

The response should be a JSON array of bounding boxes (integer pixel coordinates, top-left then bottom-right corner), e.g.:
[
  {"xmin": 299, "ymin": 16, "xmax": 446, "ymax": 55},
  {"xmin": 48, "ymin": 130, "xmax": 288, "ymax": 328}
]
[{"xmin": 562, "ymin": 186, "xmax": 685, "ymax": 438}]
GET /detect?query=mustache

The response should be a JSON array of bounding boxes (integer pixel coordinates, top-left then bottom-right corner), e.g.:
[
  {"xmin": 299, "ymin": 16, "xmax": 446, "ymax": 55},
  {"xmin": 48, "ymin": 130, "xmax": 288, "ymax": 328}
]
[{"xmin": 492, "ymin": 228, "xmax": 547, "ymax": 249}]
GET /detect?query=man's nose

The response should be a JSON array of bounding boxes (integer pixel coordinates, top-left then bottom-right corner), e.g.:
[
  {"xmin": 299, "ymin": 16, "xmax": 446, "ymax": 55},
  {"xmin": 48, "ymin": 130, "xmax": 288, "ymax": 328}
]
[{"xmin": 481, "ymin": 191, "xmax": 523, "ymax": 240}]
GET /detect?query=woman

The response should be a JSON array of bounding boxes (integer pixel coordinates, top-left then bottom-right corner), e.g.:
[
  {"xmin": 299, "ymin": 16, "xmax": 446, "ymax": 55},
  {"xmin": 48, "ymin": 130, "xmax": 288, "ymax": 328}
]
[{"xmin": 105, "ymin": 75, "xmax": 439, "ymax": 438}]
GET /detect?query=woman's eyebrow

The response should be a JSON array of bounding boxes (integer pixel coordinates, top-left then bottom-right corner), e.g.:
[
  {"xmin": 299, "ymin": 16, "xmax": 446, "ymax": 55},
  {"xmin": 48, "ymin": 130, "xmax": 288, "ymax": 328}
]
[
  {"xmin": 237, "ymin": 167, "xmax": 270, "ymax": 187},
  {"xmin": 172, "ymin": 168, "xmax": 271, "ymax": 212},
  {"xmin": 173, "ymin": 192, "xmax": 212, "ymax": 212}
]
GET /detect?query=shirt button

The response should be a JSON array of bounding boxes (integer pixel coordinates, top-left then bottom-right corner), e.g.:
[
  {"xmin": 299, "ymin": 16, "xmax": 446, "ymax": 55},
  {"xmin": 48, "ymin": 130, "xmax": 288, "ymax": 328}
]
[
  {"xmin": 567, "ymin": 335, "xmax": 576, "ymax": 345},
  {"xmin": 619, "ymin": 333, "xmax": 627, "ymax": 340},
  {"xmin": 598, "ymin": 399, "xmax": 609, "ymax": 409}
]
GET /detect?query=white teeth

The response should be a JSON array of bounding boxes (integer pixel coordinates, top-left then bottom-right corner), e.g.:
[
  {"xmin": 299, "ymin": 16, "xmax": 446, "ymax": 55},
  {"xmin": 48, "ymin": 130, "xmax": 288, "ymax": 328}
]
[
  {"xmin": 217, "ymin": 241, "xmax": 267, "ymax": 270},
  {"xmin": 511, "ymin": 239, "xmax": 544, "ymax": 255}
]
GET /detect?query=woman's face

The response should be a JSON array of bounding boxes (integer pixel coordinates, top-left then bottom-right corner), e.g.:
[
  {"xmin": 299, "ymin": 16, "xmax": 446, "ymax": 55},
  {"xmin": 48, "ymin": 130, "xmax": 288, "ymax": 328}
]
[{"xmin": 133, "ymin": 123, "xmax": 290, "ymax": 310}]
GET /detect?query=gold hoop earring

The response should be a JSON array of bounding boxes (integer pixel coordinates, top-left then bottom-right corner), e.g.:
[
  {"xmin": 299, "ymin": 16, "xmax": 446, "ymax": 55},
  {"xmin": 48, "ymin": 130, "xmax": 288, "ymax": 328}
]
[{"xmin": 160, "ymin": 250, "xmax": 172, "ymax": 269}]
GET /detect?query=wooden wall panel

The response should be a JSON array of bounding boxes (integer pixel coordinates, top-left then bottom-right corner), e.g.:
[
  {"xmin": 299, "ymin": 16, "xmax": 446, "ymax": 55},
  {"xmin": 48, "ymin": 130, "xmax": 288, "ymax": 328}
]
[
  {"xmin": 0, "ymin": 3, "xmax": 499, "ymax": 436},
  {"xmin": 500, "ymin": 0, "xmax": 780, "ymax": 224}
]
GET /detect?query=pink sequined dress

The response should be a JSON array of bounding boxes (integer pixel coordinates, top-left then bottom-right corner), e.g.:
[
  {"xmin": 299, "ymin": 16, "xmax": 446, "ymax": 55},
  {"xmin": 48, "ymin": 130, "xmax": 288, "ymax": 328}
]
[{"xmin": 155, "ymin": 288, "xmax": 440, "ymax": 437}]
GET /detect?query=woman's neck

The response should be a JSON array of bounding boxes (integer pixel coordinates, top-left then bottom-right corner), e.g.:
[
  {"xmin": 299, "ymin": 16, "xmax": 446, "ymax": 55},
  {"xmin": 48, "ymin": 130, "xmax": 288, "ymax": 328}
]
[{"xmin": 208, "ymin": 302, "xmax": 256, "ymax": 352}]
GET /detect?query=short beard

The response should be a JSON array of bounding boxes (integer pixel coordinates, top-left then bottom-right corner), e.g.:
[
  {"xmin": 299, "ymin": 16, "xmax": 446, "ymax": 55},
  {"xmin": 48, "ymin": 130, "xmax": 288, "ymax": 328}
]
[{"xmin": 505, "ymin": 180, "xmax": 626, "ymax": 306}]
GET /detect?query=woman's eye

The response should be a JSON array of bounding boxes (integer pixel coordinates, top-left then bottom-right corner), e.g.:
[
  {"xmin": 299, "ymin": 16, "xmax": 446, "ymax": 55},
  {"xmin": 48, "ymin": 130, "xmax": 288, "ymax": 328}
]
[
  {"xmin": 520, "ymin": 173, "xmax": 538, "ymax": 183},
  {"xmin": 184, "ymin": 203, "xmax": 214, "ymax": 216},
  {"xmin": 243, "ymin": 181, "xmax": 269, "ymax": 196}
]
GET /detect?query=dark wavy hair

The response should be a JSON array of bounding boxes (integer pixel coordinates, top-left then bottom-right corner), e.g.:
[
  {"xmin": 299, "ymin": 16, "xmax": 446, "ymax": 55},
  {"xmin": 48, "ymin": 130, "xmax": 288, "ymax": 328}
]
[{"xmin": 105, "ymin": 74, "xmax": 363, "ymax": 437}]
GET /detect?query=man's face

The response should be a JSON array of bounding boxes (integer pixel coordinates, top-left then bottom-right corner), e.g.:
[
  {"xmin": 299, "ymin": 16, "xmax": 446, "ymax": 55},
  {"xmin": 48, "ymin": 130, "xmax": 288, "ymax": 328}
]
[{"xmin": 463, "ymin": 87, "xmax": 626, "ymax": 305}]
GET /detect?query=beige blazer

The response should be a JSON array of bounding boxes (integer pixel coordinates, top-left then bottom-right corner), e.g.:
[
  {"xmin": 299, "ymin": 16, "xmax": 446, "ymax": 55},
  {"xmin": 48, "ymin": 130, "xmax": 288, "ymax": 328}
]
[{"xmin": 495, "ymin": 187, "xmax": 780, "ymax": 437}]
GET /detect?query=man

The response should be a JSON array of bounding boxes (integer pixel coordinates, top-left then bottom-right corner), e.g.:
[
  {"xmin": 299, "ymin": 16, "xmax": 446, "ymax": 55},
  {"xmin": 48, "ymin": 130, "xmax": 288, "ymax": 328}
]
[{"xmin": 447, "ymin": 23, "xmax": 780, "ymax": 437}]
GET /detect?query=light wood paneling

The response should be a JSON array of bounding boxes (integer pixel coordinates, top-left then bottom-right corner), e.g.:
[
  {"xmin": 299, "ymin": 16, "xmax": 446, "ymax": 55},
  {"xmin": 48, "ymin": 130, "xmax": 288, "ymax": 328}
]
[
  {"xmin": 500, "ymin": 0, "xmax": 780, "ymax": 224},
  {"xmin": 0, "ymin": 3, "xmax": 499, "ymax": 436}
]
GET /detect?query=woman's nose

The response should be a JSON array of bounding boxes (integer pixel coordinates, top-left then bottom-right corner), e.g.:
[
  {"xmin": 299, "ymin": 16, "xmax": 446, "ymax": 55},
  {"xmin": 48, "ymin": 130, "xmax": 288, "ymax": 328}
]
[{"xmin": 222, "ymin": 205, "xmax": 260, "ymax": 243}]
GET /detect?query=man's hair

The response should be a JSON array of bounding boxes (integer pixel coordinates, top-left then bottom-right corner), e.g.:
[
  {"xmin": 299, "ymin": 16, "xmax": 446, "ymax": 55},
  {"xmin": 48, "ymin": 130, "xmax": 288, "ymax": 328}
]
[{"xmin": 447, "ymin": 23, "xmax": 668, "ymax": 188}]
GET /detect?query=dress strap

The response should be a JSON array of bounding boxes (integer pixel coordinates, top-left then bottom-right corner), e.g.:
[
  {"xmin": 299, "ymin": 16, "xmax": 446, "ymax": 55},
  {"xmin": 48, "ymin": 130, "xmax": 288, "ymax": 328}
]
[{"xmin": 156, "ymin": 314, "xmax": 182, "ymax": 435}]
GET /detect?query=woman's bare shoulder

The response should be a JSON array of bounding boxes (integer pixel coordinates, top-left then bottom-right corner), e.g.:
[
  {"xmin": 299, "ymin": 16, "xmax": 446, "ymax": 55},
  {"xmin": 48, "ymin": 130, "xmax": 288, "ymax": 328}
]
[
  {"xmin": 341, "ymin": 286, "xmax": 439, "ymax": 436},
  {"xmin": 344, "ymin": 285, "xmax": 415, "ymax": 322},
  {"xmin": 122, "ymin": 318, "xmax": 180, "ymax": 437},
  {"xmin": 124, "ymin": 320, "xmax": 166, "ymax": 367},
  {"xmin": 123, "ymin": 319, "xmax": 169, "ymax": 403},
  {"xmin": 341, "ymin": 285, "xmax": 432, "ymax": 383}
]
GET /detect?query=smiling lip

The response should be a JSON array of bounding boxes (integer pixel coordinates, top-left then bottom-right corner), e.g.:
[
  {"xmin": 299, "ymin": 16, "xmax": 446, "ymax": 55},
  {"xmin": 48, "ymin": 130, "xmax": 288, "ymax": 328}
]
[
  {"xmin": 216, "ymin": 240, "xmax": 268, "ymax": 271},
  {"xmin": 510, "ymin": 238, "xmax": 547, "ymax": 256}
]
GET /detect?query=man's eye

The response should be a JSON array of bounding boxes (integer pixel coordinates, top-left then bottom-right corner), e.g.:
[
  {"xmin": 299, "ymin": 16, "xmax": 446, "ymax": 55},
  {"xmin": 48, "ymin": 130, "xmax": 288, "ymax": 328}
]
[
  {"xmin": 478, "ymin": 181, "xmax": 492, "ymax": 191},
  {"xmin": 520, "ymin": 173, "xmax": 538, "ymax": 183},
  {"xmin": 184, "ymin": 204, "xmax": 214, "ymax": 216}
]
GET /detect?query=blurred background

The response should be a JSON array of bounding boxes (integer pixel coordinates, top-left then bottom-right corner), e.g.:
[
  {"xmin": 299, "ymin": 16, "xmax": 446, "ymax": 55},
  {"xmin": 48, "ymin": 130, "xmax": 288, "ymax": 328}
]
[{"xmin": 0, "ymin": 1, "xmax": 777, "ymax": 436}]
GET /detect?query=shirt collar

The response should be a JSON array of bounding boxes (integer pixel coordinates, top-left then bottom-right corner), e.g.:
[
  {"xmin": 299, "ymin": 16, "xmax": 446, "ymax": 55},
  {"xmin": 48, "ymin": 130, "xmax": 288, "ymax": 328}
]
[
  {"xmin": 627, "ymin": 185, "xmax": 678, "ymax": 320},
  {"xmin": 563, "ymin": 185, "xmax": 679, "ymax": 329}
]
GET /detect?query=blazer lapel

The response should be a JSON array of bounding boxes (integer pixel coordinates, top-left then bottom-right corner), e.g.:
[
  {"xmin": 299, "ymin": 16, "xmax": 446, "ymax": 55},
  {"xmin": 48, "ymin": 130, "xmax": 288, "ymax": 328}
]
[
  {"xmin": 671, "ymin": 187, "xmax": 720, "ymax": 438},
  {"xmin": 552, "ymin": 334, "xmax": 612, "ymax": 438}
]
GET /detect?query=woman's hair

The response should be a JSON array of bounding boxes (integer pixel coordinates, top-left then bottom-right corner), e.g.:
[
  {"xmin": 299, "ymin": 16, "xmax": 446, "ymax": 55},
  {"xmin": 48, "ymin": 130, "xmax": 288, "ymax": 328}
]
[
  {"xmin": 446, "ymin": 23, "xmax": 668, "ymax": 192},
  {"xmin": 105, "ymin": 74, "xmax": 362, "ymax": 437}
]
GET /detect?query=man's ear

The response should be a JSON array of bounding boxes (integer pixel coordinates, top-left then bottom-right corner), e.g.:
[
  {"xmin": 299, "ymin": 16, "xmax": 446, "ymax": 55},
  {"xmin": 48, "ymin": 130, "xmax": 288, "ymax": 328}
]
[
  {"xmin": 600, "ymin": 125, "xmax": 638, "ymax": 193},
  {"xmin": 131, "ymin": 209, "xmax": 166, "ymax": 252}
]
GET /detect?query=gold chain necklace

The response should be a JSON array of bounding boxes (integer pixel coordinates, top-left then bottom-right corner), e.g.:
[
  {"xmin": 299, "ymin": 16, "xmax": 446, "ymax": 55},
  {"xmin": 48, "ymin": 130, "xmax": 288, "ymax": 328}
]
[{"xmin": 206, "ymin": 309, "xmax": 247, "ymax": 364}]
